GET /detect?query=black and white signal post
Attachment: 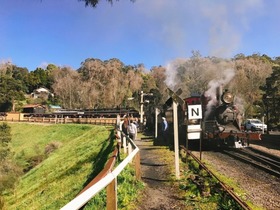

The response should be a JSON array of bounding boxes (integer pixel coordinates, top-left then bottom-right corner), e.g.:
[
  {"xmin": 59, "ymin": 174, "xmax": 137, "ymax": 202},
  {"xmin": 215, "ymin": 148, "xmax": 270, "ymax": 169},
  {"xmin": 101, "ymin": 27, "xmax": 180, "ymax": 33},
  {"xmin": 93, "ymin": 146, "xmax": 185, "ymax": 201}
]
[{"xmin": 167, "ymin": 88, "xmax": 185, "ymax": 180}]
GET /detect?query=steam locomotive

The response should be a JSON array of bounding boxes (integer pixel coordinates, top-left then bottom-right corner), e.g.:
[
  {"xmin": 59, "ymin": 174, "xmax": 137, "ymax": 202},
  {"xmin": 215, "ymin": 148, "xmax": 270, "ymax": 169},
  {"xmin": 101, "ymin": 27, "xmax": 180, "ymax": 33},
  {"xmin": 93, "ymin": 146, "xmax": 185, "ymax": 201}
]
[
  {"xmin": 163, "ymin": 87, "xmax": 261, "ymax": 148},
  {"xmin": 201, "ymin": 87, "xmax": 248, "ymax": 148}
]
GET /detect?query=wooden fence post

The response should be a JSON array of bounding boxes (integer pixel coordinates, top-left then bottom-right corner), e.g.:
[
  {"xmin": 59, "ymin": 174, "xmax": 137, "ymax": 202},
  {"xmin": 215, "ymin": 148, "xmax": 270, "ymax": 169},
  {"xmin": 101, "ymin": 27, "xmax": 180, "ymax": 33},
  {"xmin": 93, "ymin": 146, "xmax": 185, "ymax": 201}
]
[
  {"xmin": 128, "ymin": 142, "xmax": 132, "ymax": 163},
  {"xmin": 106, "ymin": 178, "xmax": 117, "ymax": 210},
  {"xmin": 123, "ymin": 136, "xmax": 127, "ymax": 154},
  {"xmin": 134, "ymin": 151, "xmax": 141, "ymax": 180}
]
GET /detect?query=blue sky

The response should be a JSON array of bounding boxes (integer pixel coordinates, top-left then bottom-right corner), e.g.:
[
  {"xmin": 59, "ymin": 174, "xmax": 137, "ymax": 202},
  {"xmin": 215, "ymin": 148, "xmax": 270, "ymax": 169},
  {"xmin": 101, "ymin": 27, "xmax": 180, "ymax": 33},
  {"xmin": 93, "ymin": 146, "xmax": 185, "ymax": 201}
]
[{"xmin": 0, "ymin": 0, "xmax": 279, "ymax": 71}]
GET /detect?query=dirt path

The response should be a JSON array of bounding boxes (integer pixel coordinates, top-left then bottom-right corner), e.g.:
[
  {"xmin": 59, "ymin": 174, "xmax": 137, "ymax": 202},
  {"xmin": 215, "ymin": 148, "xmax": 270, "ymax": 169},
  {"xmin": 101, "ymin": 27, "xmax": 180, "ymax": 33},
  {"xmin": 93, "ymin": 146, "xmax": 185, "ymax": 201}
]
[{"xmin": 134, "ymin": 137, "xmax": 187, "ymax": 210}]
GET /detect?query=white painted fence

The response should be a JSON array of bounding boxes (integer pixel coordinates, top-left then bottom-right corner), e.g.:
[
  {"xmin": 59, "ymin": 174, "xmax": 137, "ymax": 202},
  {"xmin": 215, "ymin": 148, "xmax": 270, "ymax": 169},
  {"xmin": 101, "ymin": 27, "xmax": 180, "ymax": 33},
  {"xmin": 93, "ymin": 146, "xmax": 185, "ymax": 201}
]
[{"xmin": 61, "ymin": 130, "xmax": 140, "ymax": 210}]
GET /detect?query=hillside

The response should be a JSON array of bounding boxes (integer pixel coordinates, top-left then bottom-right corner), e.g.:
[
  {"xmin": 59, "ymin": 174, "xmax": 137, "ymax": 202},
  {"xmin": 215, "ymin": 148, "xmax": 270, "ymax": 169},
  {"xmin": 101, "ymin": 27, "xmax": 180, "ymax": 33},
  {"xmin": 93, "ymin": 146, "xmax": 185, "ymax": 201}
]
[{"xmin": 3, "ymin": 123, "xmax": 115, "ymax": 209}]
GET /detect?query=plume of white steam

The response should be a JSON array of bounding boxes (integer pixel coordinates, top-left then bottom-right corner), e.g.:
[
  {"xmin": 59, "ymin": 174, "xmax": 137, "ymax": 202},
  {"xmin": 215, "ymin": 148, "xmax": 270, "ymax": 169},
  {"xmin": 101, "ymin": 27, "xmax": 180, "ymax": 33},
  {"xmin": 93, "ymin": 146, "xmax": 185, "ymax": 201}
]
[
  {"xmin": 204, "ymin": 68, "xmax": 235, "ymax": 118},
  {"xmin": 234, "ymin": 95, "xmax": 245, "ymax": 115},
  {"xmin": 165, "ymin": 58, "xmax": 188, "ymax": 89}
]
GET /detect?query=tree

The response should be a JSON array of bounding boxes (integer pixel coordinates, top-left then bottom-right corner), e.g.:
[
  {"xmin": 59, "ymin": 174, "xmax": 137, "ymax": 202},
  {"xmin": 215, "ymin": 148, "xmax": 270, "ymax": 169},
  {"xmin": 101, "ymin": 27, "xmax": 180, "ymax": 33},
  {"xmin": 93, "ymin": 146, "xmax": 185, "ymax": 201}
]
[
  {"xmin": 273, "ymin": 56, "xmax": 280, "ymax": 66},
  {"xmin": 260, "ymin": 66, "xmax": 280, "ymax": 130},
  {"xmin": 0, "ymin": 76, "xmax": 25, "ymax": 112},
  {"xmin": 233, "ymin": 55, "xmax": 272, "ymax": 117},
  {"xmin": 79, "ymin": 58, "xmax": 115, "ymax": 108},
  {"xmin": 45, "ymin": 64, "xmax": 58, "ymax": 90},
  {"xmin": 77, "ymin": 58, "xmax": 144, "ymax": 108},
  {"xmin": 52, "ymin": 67, "xmax": 81, "ymax": 109},
  {"xmin": 150, "ymin": 66, "xmax": 168, "ymax": 105},
  {"xmin": 27, "ymin": 68, "xmax": 51, "ymax": 93}
]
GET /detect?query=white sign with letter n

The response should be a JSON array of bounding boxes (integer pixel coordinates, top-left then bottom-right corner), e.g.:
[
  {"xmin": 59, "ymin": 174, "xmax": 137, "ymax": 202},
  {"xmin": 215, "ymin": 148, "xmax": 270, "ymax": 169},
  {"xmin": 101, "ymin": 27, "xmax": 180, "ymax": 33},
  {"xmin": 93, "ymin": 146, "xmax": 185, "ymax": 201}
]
[{"xmin": 188, "ymin": 105, "xmax": 202, "ymax": 120}]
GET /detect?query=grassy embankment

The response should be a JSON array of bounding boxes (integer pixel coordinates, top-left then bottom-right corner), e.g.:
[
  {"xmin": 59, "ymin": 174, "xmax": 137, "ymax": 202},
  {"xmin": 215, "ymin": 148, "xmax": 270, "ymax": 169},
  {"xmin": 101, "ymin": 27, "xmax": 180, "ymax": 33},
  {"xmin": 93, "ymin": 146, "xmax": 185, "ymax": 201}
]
[{"xmin": 3, "ymin": 123, "xmax": 143, "ymax": 210}]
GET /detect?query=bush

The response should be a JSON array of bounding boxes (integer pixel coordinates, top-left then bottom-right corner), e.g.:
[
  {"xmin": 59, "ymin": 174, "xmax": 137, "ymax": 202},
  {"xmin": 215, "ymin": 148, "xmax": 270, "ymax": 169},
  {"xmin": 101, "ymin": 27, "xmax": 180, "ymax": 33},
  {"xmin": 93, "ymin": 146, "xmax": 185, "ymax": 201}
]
[
  {"xmin": 0, "ymin": 160, "xmax": 23, "ymax": 194},
  {"xmin": 44, "ymin": 141, "xmax": 62, "ymax": 155}
]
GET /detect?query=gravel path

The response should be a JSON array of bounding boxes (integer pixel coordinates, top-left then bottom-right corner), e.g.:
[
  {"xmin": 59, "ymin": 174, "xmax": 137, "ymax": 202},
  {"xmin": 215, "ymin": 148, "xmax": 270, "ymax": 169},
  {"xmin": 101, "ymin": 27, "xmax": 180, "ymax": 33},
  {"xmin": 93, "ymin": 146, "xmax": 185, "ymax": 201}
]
[
  {"xmin": 133, "ymin": 135, "xmax": 280, "ymax": 210},
  {"xmin": 134, "ymin": 138, "xmax": 187, "ymax": 210}
]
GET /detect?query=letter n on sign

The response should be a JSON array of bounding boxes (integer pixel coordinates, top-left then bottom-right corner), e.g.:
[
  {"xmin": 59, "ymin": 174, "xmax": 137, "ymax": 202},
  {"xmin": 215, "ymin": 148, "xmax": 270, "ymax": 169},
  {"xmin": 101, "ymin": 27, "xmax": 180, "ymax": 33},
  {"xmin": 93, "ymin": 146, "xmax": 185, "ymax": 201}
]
[{"xmin": 188, "ymin": 105, "xmax": 202, "ymax": 120}]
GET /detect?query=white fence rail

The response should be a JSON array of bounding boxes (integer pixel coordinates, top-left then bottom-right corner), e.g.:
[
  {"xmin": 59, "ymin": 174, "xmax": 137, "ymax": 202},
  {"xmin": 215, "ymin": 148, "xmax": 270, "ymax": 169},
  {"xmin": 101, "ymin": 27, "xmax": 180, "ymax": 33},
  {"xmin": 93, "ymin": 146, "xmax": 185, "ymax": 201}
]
[{"xmin": 61, "ymin": 130, "xmax": 140, "ymax": 210}]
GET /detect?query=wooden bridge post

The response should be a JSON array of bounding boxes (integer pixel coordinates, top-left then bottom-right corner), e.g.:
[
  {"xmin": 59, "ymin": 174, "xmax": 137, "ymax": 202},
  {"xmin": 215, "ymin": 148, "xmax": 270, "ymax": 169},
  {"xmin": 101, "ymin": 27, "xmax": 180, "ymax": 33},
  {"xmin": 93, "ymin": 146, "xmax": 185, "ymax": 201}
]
[{"xmin": 106, "ymin": 178, "xmax": 117, "ymax": 210}]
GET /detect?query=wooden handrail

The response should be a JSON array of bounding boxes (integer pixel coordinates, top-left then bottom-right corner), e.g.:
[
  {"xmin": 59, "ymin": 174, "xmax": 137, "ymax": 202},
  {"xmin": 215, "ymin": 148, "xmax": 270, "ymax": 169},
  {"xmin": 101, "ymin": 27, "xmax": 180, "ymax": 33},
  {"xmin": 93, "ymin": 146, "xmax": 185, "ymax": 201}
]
[
  {"xmin": 61, "ymin": 130, "xmax": 140, "ymax": 210},
  {"xmin": 77, "ymin": 148, "xmax": 119, "ymax": 196}
]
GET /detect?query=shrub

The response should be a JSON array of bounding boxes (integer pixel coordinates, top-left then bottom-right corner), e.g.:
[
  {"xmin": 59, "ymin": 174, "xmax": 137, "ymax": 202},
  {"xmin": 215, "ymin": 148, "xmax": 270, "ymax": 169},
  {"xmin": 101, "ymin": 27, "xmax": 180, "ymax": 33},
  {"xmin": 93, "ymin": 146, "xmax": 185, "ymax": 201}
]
[{"xmin": 44, "ymin": 141, "xmax": 62, "ymax": 155}]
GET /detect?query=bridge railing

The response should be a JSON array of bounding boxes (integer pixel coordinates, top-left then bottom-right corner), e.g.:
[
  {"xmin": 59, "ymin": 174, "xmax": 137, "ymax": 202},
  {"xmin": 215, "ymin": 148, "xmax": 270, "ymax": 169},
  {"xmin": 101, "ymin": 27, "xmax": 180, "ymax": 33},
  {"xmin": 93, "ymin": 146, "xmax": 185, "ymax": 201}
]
[{"xmin": 60, "ymin": 130, "xmax": 141, "ymax": 210}]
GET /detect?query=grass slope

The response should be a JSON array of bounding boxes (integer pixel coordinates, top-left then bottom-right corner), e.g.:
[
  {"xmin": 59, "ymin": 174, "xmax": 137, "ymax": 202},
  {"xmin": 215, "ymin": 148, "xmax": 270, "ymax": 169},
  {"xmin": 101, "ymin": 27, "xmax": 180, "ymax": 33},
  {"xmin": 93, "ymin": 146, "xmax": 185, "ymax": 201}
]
[{"xmin": 4, "ymin": 123, "xmax": 114, "ymax": 210}]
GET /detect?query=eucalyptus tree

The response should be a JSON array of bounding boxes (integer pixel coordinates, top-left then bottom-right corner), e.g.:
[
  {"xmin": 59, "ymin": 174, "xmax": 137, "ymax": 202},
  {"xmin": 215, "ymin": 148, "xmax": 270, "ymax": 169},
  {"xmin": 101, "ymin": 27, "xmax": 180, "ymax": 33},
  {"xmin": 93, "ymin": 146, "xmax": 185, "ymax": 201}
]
[
  {"xmin": 0, "ymin": 76, "xmax": 25, "ymax": 112},
  {"xmin": 274, "ymin": 56, "xmax": 280, "ymax": 66},
  {"xmin": 45, "ymin": 64, "xmax": 58, "ymax": 90},
  {"xmin": 0, "ymin": 63, "xmax": 27, "ymax": 111},
  {"xmin": 78, "ymin": 58, "xmax": 144, "ymax": 108},
  {"xmin": 150, "ymin": 66, "xmax": 168, "ymax": 105},
  {"xmin": 233, "ymin": 55, "xmax": 272, "ymax": 117},
  {"xmin": 141, "ymin": 73, "xmax": 157, "ymax": 93},
  {"xmin": 78, "ymin": 58, "xmax": 119, "ymax": 108},
  {"xmin": 260, "ymin": 66, "xmax": 280, "ymax": 129},
  {"xmin": 0, "ymin": 63, "xmax": 29, "ymax": 93},
  {"xmin": 26, "ymin": 65, "xmax": 57, "ymax": 94},
  {"xmin": 103, "ymin": 58, "xmax": 125, "ymax": 107},
  {"xmin": 52, "ymin": 67, "xmax": 82, "ymax": 109}
]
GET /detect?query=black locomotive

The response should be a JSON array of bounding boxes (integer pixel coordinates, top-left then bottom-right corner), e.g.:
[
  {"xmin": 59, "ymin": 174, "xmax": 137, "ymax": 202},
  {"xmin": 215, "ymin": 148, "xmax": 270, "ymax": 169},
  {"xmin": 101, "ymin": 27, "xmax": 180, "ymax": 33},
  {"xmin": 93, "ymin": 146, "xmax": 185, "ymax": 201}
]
[{"xmin": 163, "ymin": 87, "xmax": 261, "ymax": 149}]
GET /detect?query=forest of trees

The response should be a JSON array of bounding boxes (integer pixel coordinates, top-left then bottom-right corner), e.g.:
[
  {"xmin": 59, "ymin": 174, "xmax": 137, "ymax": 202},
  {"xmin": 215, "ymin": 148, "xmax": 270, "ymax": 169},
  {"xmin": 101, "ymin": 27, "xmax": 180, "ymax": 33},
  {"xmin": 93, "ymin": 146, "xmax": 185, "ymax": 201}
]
[{"xmin": 0, "ymin": 53, "xmax": 279, "ymax": 128}]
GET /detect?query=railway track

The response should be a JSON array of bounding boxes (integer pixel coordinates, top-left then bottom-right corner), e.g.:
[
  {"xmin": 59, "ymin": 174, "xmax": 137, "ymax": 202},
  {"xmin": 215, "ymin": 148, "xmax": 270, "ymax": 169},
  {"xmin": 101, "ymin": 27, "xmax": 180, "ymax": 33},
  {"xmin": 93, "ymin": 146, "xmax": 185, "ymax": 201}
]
[
  {"xmin": 180, "ymin": 146, "xmax": 252, "ymax": 210},
  {"xmin": 221, "ymin": 147, "xmax": 280, "ymax": 178}
]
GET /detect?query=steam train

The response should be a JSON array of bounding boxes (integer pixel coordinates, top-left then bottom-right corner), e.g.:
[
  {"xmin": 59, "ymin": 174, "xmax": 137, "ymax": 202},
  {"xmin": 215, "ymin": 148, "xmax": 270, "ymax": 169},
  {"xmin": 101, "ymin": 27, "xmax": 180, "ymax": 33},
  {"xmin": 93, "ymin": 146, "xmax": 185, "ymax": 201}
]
[{"xmin": 163, "ymin": 87, "xmax": 261, "ymax": 148}]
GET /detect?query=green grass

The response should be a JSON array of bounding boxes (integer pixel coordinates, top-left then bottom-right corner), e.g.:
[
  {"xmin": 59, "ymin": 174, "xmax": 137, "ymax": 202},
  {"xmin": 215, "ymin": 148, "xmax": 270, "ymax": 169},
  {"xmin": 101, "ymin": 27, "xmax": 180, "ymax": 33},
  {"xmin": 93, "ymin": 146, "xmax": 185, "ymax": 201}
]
[
  {"xmin": 83, "ymin": 162, "xmax": 144, "ymax": 210},
  {"xmin": 3, "ymin": 123, "xmax": 115, "ymax": 210},
  {"xmin": 180, "ymin": 154, "xmax": 265, "ymax": 210},
  {"xmin": 203, "ymin": 159, "xmax": 265, "ymax": 210}
]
